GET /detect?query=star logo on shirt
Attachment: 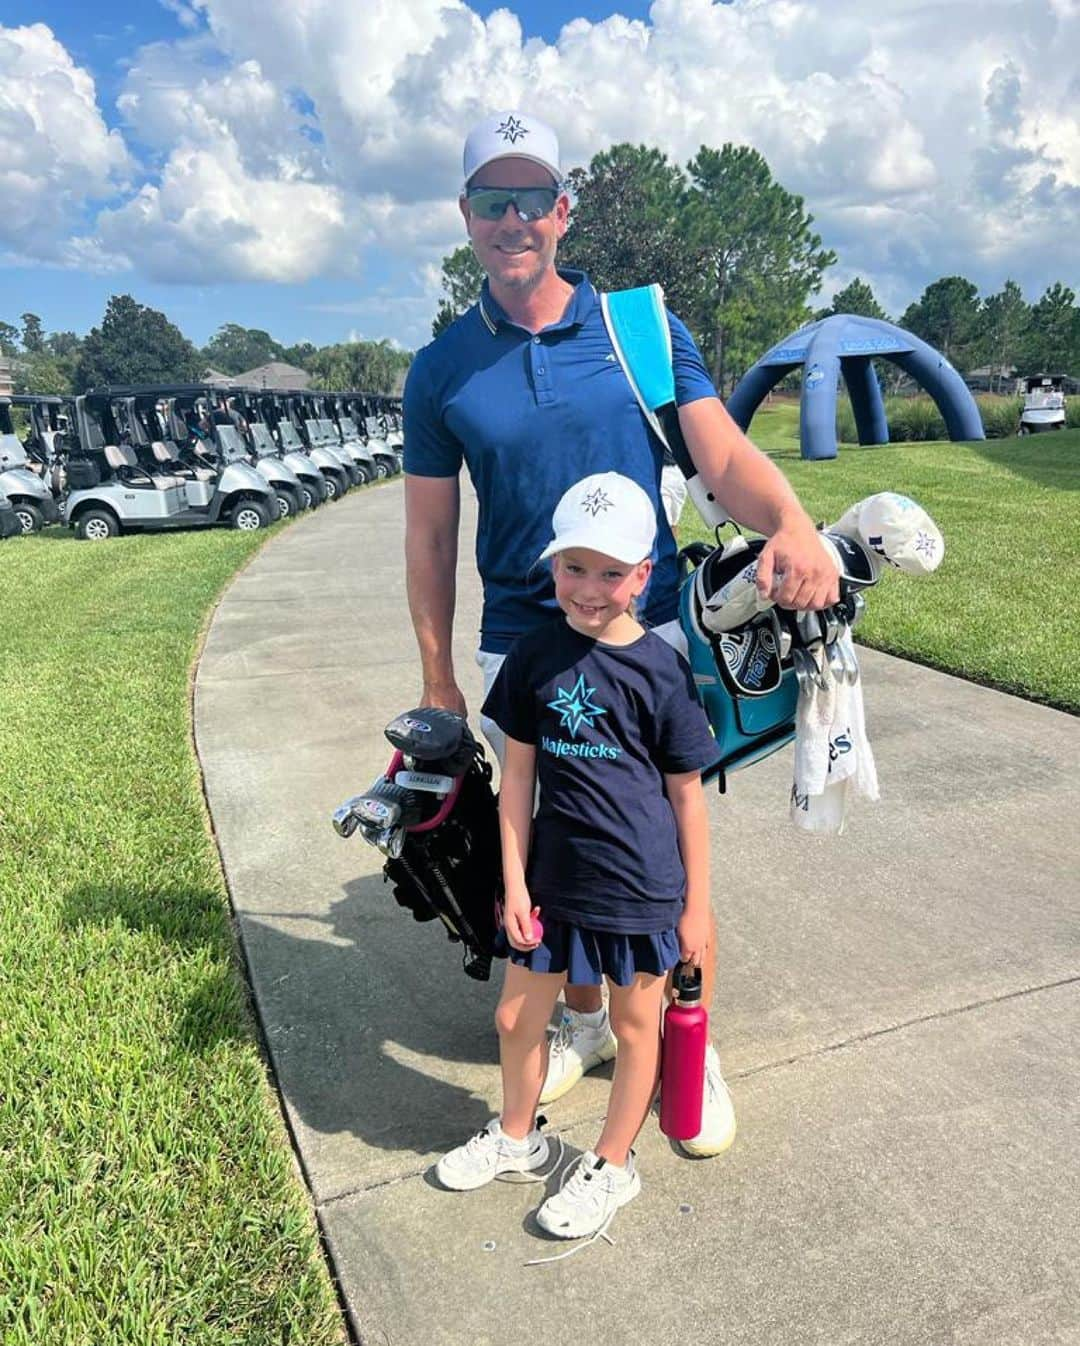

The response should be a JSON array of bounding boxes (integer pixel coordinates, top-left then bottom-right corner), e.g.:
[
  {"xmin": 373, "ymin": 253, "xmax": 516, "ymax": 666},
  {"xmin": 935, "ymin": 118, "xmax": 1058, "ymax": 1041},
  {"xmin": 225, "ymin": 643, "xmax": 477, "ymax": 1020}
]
[
  {"xmin": 580, "ymin": 487, "xmax": 613, "ymax": 517},
  {"xmin": 496, "ymin": 116, "xmax": 529, "ymax": 144},
  {"xmin": 547, "ymin": 674, "xmax": 606, "ymax": 739}
]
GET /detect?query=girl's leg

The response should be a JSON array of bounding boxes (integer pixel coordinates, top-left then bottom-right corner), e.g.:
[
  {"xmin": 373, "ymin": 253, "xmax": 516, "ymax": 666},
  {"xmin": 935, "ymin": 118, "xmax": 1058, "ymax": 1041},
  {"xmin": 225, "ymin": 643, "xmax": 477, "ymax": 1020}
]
[
  {"xmin": 594, "ymin": 971, "xmax": 668, "ymax": 1166},
  {"xmin": 495, "ymin": 962, "xmax": 566, "ymax": 1139}
]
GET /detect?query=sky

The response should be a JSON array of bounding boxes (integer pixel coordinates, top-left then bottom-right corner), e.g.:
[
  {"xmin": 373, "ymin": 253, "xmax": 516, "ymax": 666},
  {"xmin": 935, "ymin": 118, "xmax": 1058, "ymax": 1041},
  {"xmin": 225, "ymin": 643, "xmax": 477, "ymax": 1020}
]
[{"xmin": 1, "ymin": 0, "xmax": 1078, "ymax": 355}]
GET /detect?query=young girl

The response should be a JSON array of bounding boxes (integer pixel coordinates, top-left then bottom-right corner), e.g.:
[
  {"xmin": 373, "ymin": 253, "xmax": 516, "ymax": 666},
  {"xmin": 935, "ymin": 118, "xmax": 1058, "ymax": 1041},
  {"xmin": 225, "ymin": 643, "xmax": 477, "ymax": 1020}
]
[{"xmin": 436, "ymin": 472, "xmax": 717, "ymax": 1240}]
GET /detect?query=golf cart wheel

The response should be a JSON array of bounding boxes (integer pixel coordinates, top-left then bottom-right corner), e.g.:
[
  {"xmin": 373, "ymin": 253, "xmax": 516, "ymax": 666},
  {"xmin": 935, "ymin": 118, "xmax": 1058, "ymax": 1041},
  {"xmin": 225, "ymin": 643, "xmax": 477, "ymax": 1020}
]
[
  {"xmin": 301, "ymin": 481, "xmax": 320, "ymax": 509},
  {"xmin": 231, "ymin": 498, "xmax": 272, "ymax": 531},
  {"xmin": 76, "ymin": 508, "xmax": 119, "ymax": 541},
  {"xmin": 14, "ymin": 502, "xmax": 44, "ymax": 534},
  {"xmin": 322, "ymin": 472, "xmax": 339, "ymax": 501},
  {"xmin": 275, "ymin": 488, "xmax": 301, "ymax": 520},
  {"xmin": 374, "ymin": 459, "xmax": 391, "ymax": 480}
]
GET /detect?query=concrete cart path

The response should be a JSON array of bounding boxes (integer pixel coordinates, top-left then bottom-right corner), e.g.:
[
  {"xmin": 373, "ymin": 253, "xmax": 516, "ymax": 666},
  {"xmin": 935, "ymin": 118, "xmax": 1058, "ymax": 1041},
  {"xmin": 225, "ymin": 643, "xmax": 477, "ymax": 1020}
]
[{"xmin": 195, "ymin": 482, "xmax": 1080, "ymax": 1346}]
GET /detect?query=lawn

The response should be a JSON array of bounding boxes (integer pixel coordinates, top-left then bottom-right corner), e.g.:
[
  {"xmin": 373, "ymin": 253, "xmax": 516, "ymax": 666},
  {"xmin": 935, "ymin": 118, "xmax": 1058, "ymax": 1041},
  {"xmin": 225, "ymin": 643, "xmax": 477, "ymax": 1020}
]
[
  {"xmin": 686, "ymin": 401, "xmax": 1080, "ymax": 712},
  {"xmin": 0, "ymin": 526, "xmax": 345, "ymax": 1345}
]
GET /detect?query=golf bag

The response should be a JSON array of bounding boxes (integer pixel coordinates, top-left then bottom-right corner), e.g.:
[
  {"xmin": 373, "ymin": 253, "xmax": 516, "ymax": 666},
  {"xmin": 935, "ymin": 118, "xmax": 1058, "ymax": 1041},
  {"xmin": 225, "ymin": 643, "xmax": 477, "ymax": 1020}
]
[
  {"xmin": 679, "ymin": 528, "xmax": 880, "ymax": 790},
  {"xmin": 333, "ymin": 708, "xmax": 502, "ymax": 981}
]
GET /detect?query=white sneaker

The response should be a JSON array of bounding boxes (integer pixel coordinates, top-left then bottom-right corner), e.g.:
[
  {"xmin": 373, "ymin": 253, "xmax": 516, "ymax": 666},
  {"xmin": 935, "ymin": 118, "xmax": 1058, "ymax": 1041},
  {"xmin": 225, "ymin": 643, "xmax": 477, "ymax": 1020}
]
[
  {"xmin": 678, "ymin": 1045, "xmax": 737, "ymax": 1158},
  {"xmin": 539, "ymin": 1009, "xmax": 618, "ymax": 1104},
  {"xmin": 536, "ymin": 1150, "xmax": 641, "ymax": 1239},
  {"xmin": 436, "ymin": 1119, "xmax": 550, "ymax": 1191}
]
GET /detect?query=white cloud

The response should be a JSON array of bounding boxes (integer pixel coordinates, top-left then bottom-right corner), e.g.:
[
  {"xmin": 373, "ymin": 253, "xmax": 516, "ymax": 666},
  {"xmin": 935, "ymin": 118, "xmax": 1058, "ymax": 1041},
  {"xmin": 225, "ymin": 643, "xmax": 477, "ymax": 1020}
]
[
  {"xmin": 6, "ymin": 3, "xmax": 1080, "ymax": 342},
  {"xmin": 0, "ymin": 23, "xmax": 130, "ymax": 258}
]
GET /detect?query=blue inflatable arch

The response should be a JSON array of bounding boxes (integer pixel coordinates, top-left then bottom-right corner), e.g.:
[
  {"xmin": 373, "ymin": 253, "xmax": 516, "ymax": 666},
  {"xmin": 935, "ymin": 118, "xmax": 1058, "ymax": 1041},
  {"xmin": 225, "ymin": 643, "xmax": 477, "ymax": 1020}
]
[{"xmin": 726, "ymin": 314, "xmax": 985, "ymax": 460}]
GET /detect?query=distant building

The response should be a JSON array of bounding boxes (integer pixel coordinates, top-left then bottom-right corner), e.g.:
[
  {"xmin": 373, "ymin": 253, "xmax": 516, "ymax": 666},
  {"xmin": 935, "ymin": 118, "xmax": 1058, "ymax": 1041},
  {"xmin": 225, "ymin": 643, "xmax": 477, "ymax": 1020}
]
[
  {"xmin": 965, "ymin": 363, "xmax": 1017, "ymax": 394},
  {"xmin": 0, "ymin": 357, "xmax": 13, "ymax": 397},
  {"xmin": 207, "ymin": 360, "xmax": 311, "ymax": 391}
]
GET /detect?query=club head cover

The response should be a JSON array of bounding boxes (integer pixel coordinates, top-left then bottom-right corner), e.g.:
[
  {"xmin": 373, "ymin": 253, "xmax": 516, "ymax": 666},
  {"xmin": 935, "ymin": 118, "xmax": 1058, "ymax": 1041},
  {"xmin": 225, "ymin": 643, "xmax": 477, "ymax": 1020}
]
[{"xmin": 831, "ymin": 493, "xmax": 944, "ymax": 576}]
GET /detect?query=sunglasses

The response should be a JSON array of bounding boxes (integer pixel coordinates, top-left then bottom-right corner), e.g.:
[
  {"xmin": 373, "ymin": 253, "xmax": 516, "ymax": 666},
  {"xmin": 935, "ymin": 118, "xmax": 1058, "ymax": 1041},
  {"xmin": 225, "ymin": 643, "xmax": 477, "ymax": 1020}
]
[{"xmin": 465, "ymin": 185, "xmax": 560, "ymax": 222}]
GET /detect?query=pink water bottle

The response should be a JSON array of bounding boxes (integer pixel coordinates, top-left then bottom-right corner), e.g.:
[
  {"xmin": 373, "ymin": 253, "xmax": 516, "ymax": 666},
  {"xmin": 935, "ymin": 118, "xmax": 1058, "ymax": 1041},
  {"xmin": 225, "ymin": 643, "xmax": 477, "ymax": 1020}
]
[{"xmin": 659, "ymin": 966, "xmax": 708, "ymax": 1140}]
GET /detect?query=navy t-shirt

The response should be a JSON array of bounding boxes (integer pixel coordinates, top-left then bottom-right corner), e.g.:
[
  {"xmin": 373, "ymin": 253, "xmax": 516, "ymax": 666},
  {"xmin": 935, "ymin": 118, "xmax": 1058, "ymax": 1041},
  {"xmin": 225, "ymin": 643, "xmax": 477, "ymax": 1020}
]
[
  {"xmin": 403, "ymin": 269, "xmax": 717, "ymax": 653},
  {"xmin": 482, "ymin": 620, "xmax": 718, "ymax": 934}
]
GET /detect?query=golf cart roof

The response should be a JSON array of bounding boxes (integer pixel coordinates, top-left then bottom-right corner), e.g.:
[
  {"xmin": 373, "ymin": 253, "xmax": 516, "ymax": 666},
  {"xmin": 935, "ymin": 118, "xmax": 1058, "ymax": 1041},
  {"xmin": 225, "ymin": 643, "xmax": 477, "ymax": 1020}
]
[
  {"xmin": 1023, "ymin": 374, "xmax": 1065, "ymax": 387},
  {"xmin": 9, "ymin": 393, "xmax": 65, "ymax": 406},
  {"xmin": 86, "ymin": 384, "xmax": 225, "ymax": 400}
]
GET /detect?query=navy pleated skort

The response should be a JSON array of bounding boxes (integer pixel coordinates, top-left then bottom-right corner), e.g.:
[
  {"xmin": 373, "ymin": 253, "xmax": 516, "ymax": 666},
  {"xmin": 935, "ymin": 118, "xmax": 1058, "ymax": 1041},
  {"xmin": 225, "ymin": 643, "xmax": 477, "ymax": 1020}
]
[{"xmin": 495, "ymin": 913, "xmax": 680, "ymax": 987}]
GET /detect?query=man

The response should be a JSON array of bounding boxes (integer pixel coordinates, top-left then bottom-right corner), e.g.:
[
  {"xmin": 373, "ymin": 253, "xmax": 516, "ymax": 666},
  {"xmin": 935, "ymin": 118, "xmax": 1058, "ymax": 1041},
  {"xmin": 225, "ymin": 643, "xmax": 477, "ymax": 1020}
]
[{"xmin": 404, "ymin": 112, "xmax": 837, "ymax": 1157}]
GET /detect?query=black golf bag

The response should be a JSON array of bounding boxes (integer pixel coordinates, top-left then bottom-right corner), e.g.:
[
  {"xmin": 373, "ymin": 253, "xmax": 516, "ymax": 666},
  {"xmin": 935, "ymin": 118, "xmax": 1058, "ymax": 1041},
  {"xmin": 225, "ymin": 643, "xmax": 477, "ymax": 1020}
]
[{"xmin": 333, "ymin": 708, "xmax": 502, "ymax": 981}]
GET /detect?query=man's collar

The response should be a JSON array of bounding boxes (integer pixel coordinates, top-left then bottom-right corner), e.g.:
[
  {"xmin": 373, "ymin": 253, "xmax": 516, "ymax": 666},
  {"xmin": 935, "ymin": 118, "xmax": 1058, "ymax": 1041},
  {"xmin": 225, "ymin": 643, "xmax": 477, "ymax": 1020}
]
[{"xmin": 478, "ymin": 269, "xmax": 596, "ymax": 335}]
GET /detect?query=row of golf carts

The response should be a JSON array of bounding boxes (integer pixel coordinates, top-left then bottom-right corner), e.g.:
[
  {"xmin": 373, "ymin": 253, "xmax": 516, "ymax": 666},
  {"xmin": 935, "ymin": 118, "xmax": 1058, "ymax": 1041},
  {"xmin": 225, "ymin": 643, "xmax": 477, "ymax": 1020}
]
[{"xmin": 0, "ymin": 388, "xmax": 404, "ymax": 540}]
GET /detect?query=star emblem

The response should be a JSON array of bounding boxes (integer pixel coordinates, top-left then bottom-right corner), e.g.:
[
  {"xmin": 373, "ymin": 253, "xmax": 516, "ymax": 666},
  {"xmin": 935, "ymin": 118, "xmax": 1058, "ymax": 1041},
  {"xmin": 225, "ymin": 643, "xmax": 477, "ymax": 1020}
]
[
  {"xmin": 496, "ymin": 116, "xmax": 529, "ymax": 144},
  {"xmin": 914, "ymin": 530, "xmax": 938, "ymax": 559},
  {"xmin": 547, "ymin": 674, "xmax": 606, "ymax": 739},
  {"xmin": 580, "ymin": 487, "xmax": 613, "ymax": 517}
]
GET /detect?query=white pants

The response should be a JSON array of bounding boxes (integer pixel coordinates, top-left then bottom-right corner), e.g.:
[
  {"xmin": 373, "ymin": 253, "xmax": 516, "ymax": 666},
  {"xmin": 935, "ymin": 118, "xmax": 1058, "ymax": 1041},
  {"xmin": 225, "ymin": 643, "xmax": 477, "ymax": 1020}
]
[{"xmin": 476, "ymin": 617, "xmax": 688, "ymax": 768}]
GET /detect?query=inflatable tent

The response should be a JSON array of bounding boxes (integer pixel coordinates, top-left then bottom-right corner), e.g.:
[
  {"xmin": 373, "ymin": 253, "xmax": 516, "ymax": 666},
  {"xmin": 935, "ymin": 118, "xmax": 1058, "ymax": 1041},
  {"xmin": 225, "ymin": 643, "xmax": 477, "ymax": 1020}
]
[{"xmin": 727, "ymin": 314, "xmax": 985, "ymax": 460}]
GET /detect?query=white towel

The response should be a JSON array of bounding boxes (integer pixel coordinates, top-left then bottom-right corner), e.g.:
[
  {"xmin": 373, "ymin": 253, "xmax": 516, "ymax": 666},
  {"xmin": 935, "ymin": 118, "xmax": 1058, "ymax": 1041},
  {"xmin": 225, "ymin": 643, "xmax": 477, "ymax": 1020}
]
[{"xmin": 790, "ymin": 631, "xmax": 878, "ymax": 834}]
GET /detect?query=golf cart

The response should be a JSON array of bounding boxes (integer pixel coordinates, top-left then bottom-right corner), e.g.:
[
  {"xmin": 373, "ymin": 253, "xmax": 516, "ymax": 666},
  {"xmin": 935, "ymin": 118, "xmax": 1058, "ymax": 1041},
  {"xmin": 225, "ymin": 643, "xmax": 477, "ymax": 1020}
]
[
  {"xmin": 1018, "ymin": 375, "xmax": 1067, "ymax": 434},
  {"xmin": 0, "ymin": 396, "xmax": 62, "ymax": 533},
  {"xmin": 12, "ymin": 393, "xmax": 69, "ymax": 501},
  {"xmin": 269, "ymin": 393, "xmax": 352, "ymax": 501},
  {"xmin": 62, "ymin": 387, "xmax": 277, "ymax": 540},
  {"xmin": 323, "ymin": 393, "xmax": 378, "ymax": 484},
  {"xmin": 347, "ymin": 395, "xmax": 400, "ymax": 479},
  {"xmin": 288, "ymin": 392, "xmax": 363, "ymax": 490},
  {"xmin": 201, "ymin": 389, "xmax": 309, "ymax": 520},
  {"xmin": 233, "ymin": 388, "xmax": 328, "ymax": 510}
]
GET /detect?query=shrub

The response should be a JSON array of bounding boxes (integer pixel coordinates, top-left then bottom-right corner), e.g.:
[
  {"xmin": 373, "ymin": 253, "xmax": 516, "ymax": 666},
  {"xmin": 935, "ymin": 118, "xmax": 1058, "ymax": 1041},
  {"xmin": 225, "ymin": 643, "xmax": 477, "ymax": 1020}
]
[{"xmin": 975, "ymin": 395, "xmax": 1022, "ymax": 439}]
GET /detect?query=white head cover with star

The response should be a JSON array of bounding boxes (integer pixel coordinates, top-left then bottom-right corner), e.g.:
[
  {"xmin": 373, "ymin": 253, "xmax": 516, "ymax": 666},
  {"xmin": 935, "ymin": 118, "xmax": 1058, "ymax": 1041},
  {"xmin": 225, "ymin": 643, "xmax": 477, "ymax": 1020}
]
[
  {"xmin": 462, "ymin": 112, "xmax": 561, "ymax": 191},
  {"xmin": 537, "ymin": 471, "xmax": 657, "ymax": 566}
]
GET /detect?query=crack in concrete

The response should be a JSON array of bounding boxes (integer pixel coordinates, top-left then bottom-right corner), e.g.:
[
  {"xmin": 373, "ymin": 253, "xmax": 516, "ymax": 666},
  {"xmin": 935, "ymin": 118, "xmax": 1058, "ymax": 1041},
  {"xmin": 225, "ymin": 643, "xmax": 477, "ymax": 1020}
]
[
  {"xmin": 315, "ymin": 972, "xmax": 1080, "ymax": 1210},
  {"xmin": 736, "ymin": 971, "xmax": 1080, "ymax": 1080}
]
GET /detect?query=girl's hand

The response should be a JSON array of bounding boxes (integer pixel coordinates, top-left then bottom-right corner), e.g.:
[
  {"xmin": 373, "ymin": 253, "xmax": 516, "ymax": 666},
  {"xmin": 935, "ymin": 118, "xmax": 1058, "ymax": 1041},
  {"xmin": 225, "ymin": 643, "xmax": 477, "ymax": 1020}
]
[
  {"xmin": 677, "ymin": 907, "xmax": 709, "ymax": 969},
  {"xmin": 504, "ymin": 892, "xmax": 541, "ymax": 952}
]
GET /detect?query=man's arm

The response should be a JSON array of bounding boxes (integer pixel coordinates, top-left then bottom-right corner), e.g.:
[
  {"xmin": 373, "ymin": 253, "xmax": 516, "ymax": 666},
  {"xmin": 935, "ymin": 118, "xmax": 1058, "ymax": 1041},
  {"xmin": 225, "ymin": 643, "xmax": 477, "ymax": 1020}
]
[
  {"xmin": 404, "ymin": 472, "xmax": 467, "ymax": 714},
  {"xmin": 677, "ymin": 397, "xmax": 838, "ymax": 612}
]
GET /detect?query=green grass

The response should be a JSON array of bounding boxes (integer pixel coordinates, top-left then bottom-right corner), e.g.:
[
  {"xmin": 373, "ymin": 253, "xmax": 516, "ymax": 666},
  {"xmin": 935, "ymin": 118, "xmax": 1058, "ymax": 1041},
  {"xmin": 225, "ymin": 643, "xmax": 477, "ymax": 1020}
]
[
  {"xmin": 0, "ymin": 527, "xmax": 345, "ymax": 1345},
  {"xmin": 690, "ymin": 402, "xmax": 1080, "ymax": 711}
]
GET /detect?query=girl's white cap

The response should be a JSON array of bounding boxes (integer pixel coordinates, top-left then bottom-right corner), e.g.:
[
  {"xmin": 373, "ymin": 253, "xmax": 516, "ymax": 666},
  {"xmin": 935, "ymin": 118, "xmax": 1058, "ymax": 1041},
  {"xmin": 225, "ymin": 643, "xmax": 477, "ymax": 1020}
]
[{"xmin": 537, "ymin": 472, "xmax": 657, "ymax": 565}]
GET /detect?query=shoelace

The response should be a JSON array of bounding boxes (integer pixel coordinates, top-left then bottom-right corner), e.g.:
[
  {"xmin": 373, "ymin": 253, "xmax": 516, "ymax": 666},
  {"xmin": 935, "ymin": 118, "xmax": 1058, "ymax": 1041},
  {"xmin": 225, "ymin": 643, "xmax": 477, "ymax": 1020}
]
[
  {"xmin": 548, "ymin": 1013, "xmax": 575, "ymax": 1060},
  {"xmin": 523, "ymin": 1154, "xmax": 625, "ymax": 1268}
]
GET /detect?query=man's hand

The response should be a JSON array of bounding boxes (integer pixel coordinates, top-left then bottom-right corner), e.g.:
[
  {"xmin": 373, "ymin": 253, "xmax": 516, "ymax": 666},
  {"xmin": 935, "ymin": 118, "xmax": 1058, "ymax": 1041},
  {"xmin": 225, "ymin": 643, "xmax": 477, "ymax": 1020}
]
[
  {"xmin": 420, "ymin": 681, "xmax": 467, "ymax": 717},
  {"xmin": 755, "ymin": 520, "xmax": 839, "ymax": 611}
]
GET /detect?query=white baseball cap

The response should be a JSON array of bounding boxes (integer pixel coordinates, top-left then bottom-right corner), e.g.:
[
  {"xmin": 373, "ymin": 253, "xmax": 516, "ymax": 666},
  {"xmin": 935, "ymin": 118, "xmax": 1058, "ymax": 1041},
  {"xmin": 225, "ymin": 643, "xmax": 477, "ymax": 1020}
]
[
  {"xmin": 538, "ymin": 472, "xmax": 657, "ymax": 566},
  {"xmin": 462, "ymin": 112, "xmax": 561, "ymax": 192}
]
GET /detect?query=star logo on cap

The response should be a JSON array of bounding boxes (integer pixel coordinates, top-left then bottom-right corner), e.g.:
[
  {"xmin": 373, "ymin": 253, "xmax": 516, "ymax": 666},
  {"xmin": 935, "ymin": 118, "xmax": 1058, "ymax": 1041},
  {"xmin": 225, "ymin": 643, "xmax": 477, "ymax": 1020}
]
[
  {"xmin": 496, "ymin": 116, "xmax": 529, "ymax": 143},
  {"xmin": 580, "ymin": 487, "xmax": 613, "ymax": 517},
  {"xmin": 547, "ymin": 674, "xmax": 606, "ymax": 739}
]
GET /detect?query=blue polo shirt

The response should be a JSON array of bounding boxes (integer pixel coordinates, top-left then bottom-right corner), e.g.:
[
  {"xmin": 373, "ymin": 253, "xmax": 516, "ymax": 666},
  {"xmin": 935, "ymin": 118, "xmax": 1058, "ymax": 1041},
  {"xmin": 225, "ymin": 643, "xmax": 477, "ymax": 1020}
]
[{"xmin": 404, "ymin": 269, "xmax": 717, "ymax": 653}]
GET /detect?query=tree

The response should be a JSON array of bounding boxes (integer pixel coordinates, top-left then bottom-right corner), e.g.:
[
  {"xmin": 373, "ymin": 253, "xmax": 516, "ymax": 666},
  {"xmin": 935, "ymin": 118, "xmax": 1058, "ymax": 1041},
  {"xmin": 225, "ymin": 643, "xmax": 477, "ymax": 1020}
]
[
  {"xmin": 20, "ymin": 313, "xmax": 45, "ymax": 354},
  {"xmin": 432, "ymin": 245, "xmax": 485, "ymax": 337},
  {"xmin": 977, "ymin": 280, "xmax": 1029, "ymax": 389},
  {"xmin": 900, "ymin": 276, "xmax": 981, "ymax": 371},
  {"xmin": 1024, "ymin": 282, "xmax": 1079, "ymax": 375},
  {"xmin": 14, "ymin": 353, "xmax": 70, "ymax": 396},
  {"xmin": 46, "ymin": 331, "xmax": 82, "ymax": 360},
  {"xmin": 0, "ymin": 321, "xmax": 18, "ymax": 357},
  {"xmin": 306, "ymin": 339, "xmax": 412, "ymax": 394},
  {"xmin": 683, "ymin": 144, "xmax": 836, "ymax": 394},
  {"xmin": 202, "ymin": 323, "xmax": 285, "ymax": 376},
  {"xmin": 74, "ymin": 295, "xmax": 201, "ymax": 392},
  {"xmin": 558, "ymin": 143, "xmax": 703, "ymax": 322},
  {"xmin": 825, "ymin": 277, "xmax": 886, "ymax": 321},
  {"xmin": 280, "ymin": 341, "xmax": 318, "ymax": 370}
]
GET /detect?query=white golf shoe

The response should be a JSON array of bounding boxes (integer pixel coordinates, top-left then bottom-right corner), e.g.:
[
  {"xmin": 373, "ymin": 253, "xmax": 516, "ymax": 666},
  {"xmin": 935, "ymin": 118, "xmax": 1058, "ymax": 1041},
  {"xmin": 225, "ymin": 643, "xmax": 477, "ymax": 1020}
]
[
  {"xmin": 435, "ymin": 1119, "xmax": 550, "ymax": 1191},
  {"xmin": 677, "ymin": 1044, "xmax": 737, "ymax": 1158},
  {"xmin": 536, "ymin": 1150, "xmax": 641, "ymax": 1239},
  {"xmin": 539, "ymin": 1009, "xmax": 618, "ymax": 1104}
]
